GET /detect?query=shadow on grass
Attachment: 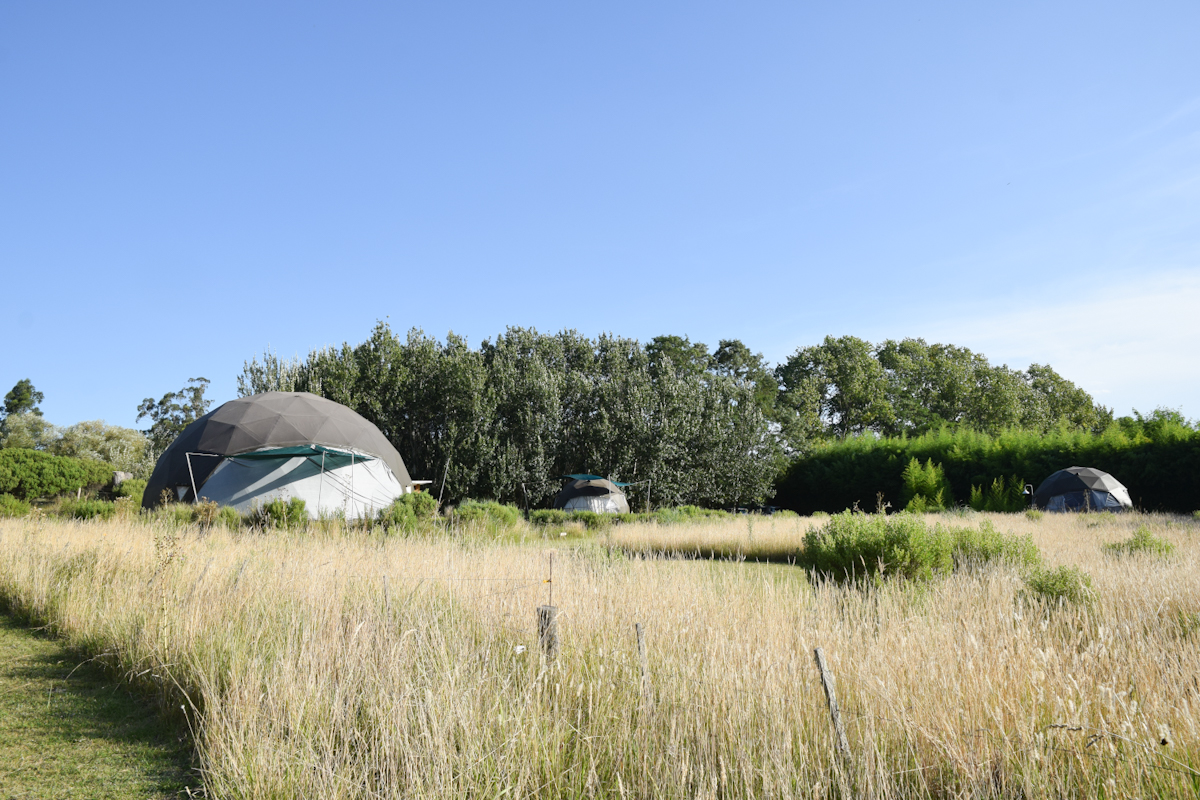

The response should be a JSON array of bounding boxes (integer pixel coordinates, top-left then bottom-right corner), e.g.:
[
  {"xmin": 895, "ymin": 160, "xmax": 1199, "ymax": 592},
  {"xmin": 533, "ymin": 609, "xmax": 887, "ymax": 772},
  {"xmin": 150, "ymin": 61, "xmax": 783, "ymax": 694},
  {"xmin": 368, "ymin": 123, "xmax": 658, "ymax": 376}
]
[{"xmin": 0, "ymin": 613, "xmax": 199, "ymax": 799}]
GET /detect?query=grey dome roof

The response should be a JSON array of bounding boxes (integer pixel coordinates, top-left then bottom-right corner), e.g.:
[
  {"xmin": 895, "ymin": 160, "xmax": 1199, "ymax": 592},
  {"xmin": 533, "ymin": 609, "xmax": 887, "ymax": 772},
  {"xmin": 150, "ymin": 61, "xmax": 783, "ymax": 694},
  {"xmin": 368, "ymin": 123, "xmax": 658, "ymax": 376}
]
[
  {"xmin": 143, "ymin": 392, "xmax": 411, "ymax": 508},
  {"xmin": 1033, "ymin": 466, "xmax": 1129, "ymax": 508},
  {"xmin": 553, "ymin": 478, "xmax": 628, "ymax": 509}
]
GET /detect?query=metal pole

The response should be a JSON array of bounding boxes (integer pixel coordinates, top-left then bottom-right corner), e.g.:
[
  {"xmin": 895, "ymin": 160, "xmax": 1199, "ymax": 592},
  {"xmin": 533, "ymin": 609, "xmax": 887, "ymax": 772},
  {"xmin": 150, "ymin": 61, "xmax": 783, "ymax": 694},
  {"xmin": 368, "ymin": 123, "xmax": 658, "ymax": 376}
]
[
  {"xmin": 438, "ymin": 457, "xmax": 451, "ymax": 506},
  {"xmin": 185, "ymin": 453, "xmax": 198, "ymax": 503},
  {"xmin": 317, "ymin": 451, "xmax": 325, "ymax": 515}
]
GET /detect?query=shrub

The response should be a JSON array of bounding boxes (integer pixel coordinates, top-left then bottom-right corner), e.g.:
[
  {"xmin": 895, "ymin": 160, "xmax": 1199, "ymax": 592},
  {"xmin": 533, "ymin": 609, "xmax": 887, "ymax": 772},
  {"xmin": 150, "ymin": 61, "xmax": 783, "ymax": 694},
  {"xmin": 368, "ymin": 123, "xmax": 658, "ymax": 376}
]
[
  {"xmin": 57, "ymin": 498, "xmax": 118, "ymax": 521},
  {"xmin": 258, "ymin": 497, "xmax": 308, "ymax": 529},
  {"xmin": 952, "ymin": 520, "xmax": 1042, "ymax": 570},
  {"xmin": 1104, "ymin": 526, "xmax": 1175, "ymax": 558},
  {"xmin": 530, "ymin": 509, "xmax": 569, "ymax": 526},
  {"xmin": 802, "ymin": 512, "xmax": 1042, "ymax": 581},
  {"xmin": 216, "ymin": 505, "xmax": 242, "ymax": 530},
  {"xmin": 968, "ymin": 475, "xmax": 1026, "ymax": 513},
  {"xmin": 448, "ymin": 500, "xmax": 521, "ymax": 529},
  {"xmin": 378, "ymin": 492, "xmax": 439, "ymax": 530},
  {"xmin": 112, "ymin": 478, "xmax": 147, "ymax": 507},
  {"xmin": 802, "ymin": 512, "xmax": 955, "ymax": 581},
  {"xmin": 192, "ymin": 499, "xmax": 221, "ymax": 527},
  {"xmin": 1193, "ymin": 510, "xmax": 1200, "ymax": 520},
  {"xmin": 1025, "ymin": 509, "xmax": 1044, "ymax": 522},
  {"xmin": 0, "ymin": 493, "xmax": 31, "ymax": 518},
  {"xmin": 900, "ymin": 458, "xmax": 954, "ymax": 512},
  {"xmin": 771, "ymin": 509, "xmax": 799, "ymax": 519},
  {"xmin": 1024, "ymin": 565, "xmax": 1093, "ymax": 606},
  {"xmin": 0, "ymin": 448, "xmax": 113, "ymax": 501}
]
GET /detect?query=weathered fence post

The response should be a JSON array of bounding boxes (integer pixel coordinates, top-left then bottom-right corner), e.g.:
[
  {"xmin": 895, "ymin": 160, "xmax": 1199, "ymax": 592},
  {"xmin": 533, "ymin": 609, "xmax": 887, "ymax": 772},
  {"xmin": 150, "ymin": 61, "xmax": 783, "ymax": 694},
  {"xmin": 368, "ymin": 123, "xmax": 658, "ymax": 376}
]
[
  {"xmin": 383, "ymin": 574, "xmax": 389, "ymax": 618},
  {"xmin": 814, "ymin": 647, "xmax": 852, "ymax": 797},
  {"xmin": 538, "ymin": 605, "xmax": 559, "ymax": 662},
  {"xmin": 635, "ymin": 622, "xmax": 652, "ymax": 711}
]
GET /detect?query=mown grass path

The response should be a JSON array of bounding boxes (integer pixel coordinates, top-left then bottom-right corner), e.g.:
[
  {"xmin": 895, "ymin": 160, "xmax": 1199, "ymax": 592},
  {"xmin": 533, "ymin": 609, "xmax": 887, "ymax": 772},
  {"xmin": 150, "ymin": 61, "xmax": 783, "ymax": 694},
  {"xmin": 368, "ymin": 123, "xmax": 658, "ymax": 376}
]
[{"xmin": 0, "ymin": 615, "xmax": 196, "ymax": 799}]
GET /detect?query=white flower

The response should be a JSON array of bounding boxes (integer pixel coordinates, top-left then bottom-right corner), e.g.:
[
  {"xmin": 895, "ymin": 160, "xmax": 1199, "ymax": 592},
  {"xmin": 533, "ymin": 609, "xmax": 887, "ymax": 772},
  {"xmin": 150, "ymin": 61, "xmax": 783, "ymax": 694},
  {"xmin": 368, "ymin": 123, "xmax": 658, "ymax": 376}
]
[
  {"xmin": 513, "ymin": 645, "xmax": 527, "ymax": 654},
  {"xmin": 559, "ymin": 531, "xmax": 568, "ymax": 537}
]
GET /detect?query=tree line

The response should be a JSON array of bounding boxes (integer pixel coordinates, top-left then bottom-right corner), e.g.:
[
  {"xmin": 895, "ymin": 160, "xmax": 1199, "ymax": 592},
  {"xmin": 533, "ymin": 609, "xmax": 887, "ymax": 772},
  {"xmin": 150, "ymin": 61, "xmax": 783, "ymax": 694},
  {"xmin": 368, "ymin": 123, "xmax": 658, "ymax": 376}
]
[{"xmin": 236, "ymin": 325, "xmax": 1114, "ymax": 508}]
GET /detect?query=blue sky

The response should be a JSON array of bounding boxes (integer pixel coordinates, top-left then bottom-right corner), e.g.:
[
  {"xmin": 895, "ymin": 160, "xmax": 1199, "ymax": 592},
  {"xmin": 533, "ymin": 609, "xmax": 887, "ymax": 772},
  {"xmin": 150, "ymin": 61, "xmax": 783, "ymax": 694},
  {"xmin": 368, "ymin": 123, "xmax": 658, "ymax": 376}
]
[{"xmin": 3, "ymin": 2, "xmax": 1198, "ymax": 429}]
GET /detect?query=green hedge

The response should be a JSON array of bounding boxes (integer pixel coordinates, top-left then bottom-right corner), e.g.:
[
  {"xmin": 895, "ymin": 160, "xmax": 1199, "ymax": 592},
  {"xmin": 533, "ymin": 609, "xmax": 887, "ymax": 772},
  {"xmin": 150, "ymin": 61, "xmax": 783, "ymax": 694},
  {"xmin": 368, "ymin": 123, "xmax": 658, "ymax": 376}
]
[
  {"xmin": 0, "ymin": 448, "xmax": 114, "ymax": 501},
  {"xmin": 776, "ymin": 425, "xmax": 1200, "ymax": 514}
]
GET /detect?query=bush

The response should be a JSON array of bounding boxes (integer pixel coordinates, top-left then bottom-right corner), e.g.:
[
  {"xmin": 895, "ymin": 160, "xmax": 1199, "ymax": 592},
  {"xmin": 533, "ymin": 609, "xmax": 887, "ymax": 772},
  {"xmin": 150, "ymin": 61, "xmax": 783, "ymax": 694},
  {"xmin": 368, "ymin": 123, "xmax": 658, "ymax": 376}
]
[
  {"xmin": 968, "ymin": 475, "xmax": 1026, "ymax": 513},
  {"xmin": 1024, "ymin": 565, "xmax": 1093, "ymax": 606},
  {"xmin": 530, "ymin": 509, "xmax": 569, "ymax": 526},
  {"xmin": 0, "ymin": 493, "xmax": 31, "ymax": 518},
  {"xmin": 1104, "ymin": 526, "xmax": 1175, "ymax": 558},
  {"xmin": 57, "ymin": 498, "xmax": 118, "ymax": 521},
  {"xmin": 802, "ymin": 512, "xmax": 1043, "ymax": 581},
  {"xmin": 952, "ymin": 520, "xmax": 1041, "ymax": 571},
  {"xmin": 112, "ymin": 478, "xmax": 147, "ymax": 506},
  {"xmin": 258, "ymin": 497, "xmax": 308, "ymax": 529},
  {"xmin": 377, "ymin": 491, "xmax": 439, "ymax": 530},
  {"xmin": 193, "ymin": 499, "xmax": 221, "ymax": 527},
  {"xmin": 0, "ymin": 448, "xmax": 113, "ymax": 501},
  {"xmin": 771, "ymin": 509, "xmax": 799, "ymax": 519},
  {"xmin": 448, "ymin": 500, "xmax": 521, "ymax": 529},
  {"xmin": 1025, "ymin": 509, "xmax": 1044, "ymax": 522},
  {"xmin": 900, "ymin": 458, "xmax": 954, "ymax": 512},
  {"xmin": 216, "ymin": 505, "xmax": 242, "ymax": 530}
]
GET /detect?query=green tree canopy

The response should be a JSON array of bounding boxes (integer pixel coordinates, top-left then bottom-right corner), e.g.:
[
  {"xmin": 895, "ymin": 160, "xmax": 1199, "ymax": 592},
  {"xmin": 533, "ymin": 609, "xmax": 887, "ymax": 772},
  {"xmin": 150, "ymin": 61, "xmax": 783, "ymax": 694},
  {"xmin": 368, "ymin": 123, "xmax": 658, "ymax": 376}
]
[
  {"xmin": 137, "ymin": 378, "xmax": 212, "ymax": 453},
  {"xmin": 3, "ymin": 379, "xmax": 44, "ymax": 418}
]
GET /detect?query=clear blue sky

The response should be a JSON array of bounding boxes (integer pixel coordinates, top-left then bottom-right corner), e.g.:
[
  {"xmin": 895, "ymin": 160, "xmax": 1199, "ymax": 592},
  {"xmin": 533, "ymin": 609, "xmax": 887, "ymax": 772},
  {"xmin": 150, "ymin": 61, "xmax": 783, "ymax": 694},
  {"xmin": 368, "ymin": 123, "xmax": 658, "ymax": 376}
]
[{"xmin": 3, "ymin": 2, "xmax": 1198, "ymax": 429}]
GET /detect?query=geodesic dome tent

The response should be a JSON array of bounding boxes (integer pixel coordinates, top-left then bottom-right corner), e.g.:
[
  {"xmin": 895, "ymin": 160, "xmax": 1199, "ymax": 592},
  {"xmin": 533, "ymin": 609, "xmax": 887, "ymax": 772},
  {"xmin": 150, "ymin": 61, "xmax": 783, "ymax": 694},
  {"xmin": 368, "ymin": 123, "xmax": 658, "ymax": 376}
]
[
  {"xmin": 1032, "ymin": 466, "xmax": 1132, "ymax": 512},
  {"xmin": 143, "ymin": 392, "xmax": 413, "ymax": 519},
  {"xmin": 552, "ymin": 475, "xmax": 630, "ymax": 514}
]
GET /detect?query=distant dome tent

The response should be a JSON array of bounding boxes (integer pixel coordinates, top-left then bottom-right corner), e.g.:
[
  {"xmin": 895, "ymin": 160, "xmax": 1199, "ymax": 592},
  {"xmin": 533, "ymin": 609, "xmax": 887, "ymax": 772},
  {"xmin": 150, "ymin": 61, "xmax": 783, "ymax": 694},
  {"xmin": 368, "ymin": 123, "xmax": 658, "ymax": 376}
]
[
  {"xmin": 143, "ymin": 392, "xmax": 414, "ymax": 519},
  {"xmin": 1032, "ymin": 466, "xmax": 1132, "ymax": 512},
  {"xmin": 552, "ymin": 475, "xmax": 631, "ymax": 514}
]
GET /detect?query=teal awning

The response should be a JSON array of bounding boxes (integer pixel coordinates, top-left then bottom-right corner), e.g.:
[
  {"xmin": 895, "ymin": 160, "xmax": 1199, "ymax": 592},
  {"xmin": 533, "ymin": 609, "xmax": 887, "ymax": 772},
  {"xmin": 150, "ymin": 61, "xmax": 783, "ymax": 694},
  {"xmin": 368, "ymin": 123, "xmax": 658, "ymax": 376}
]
[
  {"xmin": 231, "ymin": 445, "xmax": 374, "ymax": 462},
  {"xmin": 562, "ymin": 473, "xmax": 631, "ymax": 487}
]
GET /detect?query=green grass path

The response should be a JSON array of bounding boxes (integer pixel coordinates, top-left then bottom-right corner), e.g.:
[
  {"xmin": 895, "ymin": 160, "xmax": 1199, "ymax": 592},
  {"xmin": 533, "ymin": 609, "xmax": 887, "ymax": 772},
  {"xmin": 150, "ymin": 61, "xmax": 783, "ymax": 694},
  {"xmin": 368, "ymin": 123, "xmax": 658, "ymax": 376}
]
[{"xmin": 0, "ymin": 615, "xmax": 198, "ymax": 799}]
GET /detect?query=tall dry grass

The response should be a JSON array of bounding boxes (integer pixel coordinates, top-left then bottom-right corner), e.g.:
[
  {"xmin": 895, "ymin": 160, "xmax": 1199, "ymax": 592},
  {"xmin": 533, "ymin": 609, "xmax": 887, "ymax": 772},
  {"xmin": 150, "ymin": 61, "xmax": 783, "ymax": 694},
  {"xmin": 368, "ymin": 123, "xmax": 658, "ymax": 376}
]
[{"xmin": 1, "ymin": 511, "xmax": 1198, "ymax": 798}]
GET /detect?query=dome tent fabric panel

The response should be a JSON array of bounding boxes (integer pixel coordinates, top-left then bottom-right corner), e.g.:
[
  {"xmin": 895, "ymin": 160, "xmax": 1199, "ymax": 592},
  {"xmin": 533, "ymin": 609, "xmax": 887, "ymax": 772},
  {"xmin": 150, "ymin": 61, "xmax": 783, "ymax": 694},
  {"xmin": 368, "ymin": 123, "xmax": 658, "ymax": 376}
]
[
  {"xmin": 1033, "ymin": 466, "xmax": 1132, "ymax": 512},
  {"xmin": 198, "ymin": 449, "xmax": 403, "ymax": 519},
  {"xmin": 552, "ymin": 478, "xmax": 630, "ymax": 514},
  {"xmin": 143, "ymin": 392, "xmax": 412, "ymax": 511}
]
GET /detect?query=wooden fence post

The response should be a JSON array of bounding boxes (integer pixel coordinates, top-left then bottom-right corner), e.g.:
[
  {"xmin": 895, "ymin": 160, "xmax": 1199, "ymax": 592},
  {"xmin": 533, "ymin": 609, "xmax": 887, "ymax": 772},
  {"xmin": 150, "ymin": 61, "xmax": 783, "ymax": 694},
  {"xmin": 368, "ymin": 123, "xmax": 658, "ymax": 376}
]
[
  {"xmin": 814, "ymin": 647, "xmax": 851, "ymax": 758},
  {"xmin": 538, "ymin": 605, "xmax": 559, "ymax": 662}
]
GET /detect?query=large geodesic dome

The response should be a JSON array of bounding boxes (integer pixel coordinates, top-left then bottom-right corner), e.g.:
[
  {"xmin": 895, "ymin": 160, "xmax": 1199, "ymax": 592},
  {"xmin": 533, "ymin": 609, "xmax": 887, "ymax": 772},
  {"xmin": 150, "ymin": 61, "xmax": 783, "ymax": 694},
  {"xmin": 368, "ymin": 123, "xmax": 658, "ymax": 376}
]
[
  {"xmin": 1032, "ymin": 466, "xmax": 1132, "ymax": 512},
  {"xmin": 143, "ymin": 392, "xmax": 413, "ymax": 519},
  {"xmin": 552, "ymin": 476, "xmax": 630, "ymax": 514}
]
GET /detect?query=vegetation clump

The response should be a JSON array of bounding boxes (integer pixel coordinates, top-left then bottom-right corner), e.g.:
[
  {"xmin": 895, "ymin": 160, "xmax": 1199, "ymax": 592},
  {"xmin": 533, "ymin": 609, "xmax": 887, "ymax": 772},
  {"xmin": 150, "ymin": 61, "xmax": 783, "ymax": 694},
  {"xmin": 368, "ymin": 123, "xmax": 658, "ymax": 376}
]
[
  {"xmin": 968, "ymin": 475, "xmax": 1026, "ymax": 512},
  {"xmin": 1104, "ymin": 525, "xmax": 1175, "ymax": 558},
  {"xmin": 0, "ymin": 449, "xmax": 113, "ymax": 501},
  {"xmin": 1023, "ymin": 564, "xmax": 1094, "ymax": 606},
  {"xmin": 801, "ymin": 512, "xmax": 1039, "ymax": 582},
  {"xmin": 447, "ymin": 500, "xmax": 521, "ymax": 529},
  {"xmin": 256, "ymin": 498, "xmax": 307, "ymax": 529},
  {"xmin": 0, "ymin": 494, "xmax": 30, "ymax": 518},
  {"xmin": 900, "ymin": 458, "xmax": 953, "ymax": 512},
  {"xmin": 377, "ymin": 492, "xmax": 439, "ymax": 531},
  {"xmin": 56, "ymin": 498, "xmax": 118, "ymax": 521}
]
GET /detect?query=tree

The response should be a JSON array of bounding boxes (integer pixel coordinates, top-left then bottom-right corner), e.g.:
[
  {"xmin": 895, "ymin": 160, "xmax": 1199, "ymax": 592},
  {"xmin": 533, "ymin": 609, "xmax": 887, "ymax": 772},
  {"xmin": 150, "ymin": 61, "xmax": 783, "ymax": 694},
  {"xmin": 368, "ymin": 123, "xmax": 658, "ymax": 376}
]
[
  {"xmin": 0, "ymin": 412, "xmax": 58, "ymax": 450},
  {"xmin": 137, "ymin": 378, "xmax": 212, "ymax": 453},
  {"xmin": 646, "ymin": 335, "xmax": 712, "ymax": 379},
  {"xmin": 50, "ymin": 420, "xmax": 151, "ymax": 475},
  {"xmin": 713, "ymin": 339, "xmax": 778, "ymax": 415},
  {"xmin": 3, "ymin": 379, "xmax": 44, "ymax": 419},
  {"xmin": 237, "ymin": 347, "xmax": 302, "ymax": 396},
  {"xmin": 776, "ymin": 335, "xmax": 894, "ymax": 439}
]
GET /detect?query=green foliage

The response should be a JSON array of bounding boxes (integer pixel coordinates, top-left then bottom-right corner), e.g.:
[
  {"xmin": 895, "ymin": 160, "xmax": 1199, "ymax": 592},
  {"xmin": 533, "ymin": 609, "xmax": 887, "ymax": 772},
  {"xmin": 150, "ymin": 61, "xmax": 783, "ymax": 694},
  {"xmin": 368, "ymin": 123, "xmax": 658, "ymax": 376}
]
[
  {"xmin": 901, "ymin": 458, "xmax": 954, "ymax": 512},
  {"xmin": 50, "ymin": 421, "xmax": 151, "ymax": 476},
  {"xmin": 447, "ymin": 499, "xmax": 522, "ymax": 528},
  {"xmin": 112, "ymin": 478, "xmax": 147, "ymax": 507},
  {"xmin": 776, "ymin": 423, "xmax": 1200, "ymax": 514},
  {"xmin": 0, "ymin": 449, "xmax": 113, "ymax": 501},
  {"xmin": 801, "ymin": 512, "xmax": 1043, "ymax": 582},
  {"xmin": 968, "ymin": 475, "xmax": 1026, "ymax": 512},
  {"xmin": 257, "ymin": 498, "xmax": 307, "ymax": 529},
  {"xmin": 57, "ymin": 498, "xmax": 118, "ymax": 521},
  {"xmin": 240, "ymin": 323, "xmax": 781, "ymax": 510},
  {"xmin": 0, "ymin": 493, "xmax": 31, "ymax": 517},
  {"xmin": 0, "ymin": 412, "xmax": 58, "ymax": 450},
  {"xmin": 1104, "ymin": 526, "xmax": 1175, "ymax": 558},
  {"xmin": 802, "ymin": 512, "xmax": 955, "ymax": 581},
  {"xmin": 650, "ymin": 505, "xmax": 732, "ymax": 524},
  {"xmin": 377, "ymin": 492, "xmax": 439, "ymax": 531},
  {"xmin": 136, "ymin": 377, "xmax": 211, "ymax": 453},
  {"xmin": 1025, "ymin": 509, "xmax": 1044, "ymax": 522},
  {"xmin": 2, "ymin": 379, "xmax": 43, "ymax": 417},
  {"xmin": 216, "ymin": 505, "xmax": 242, "ymax": 530},
  {"xmin": 951, "ymin": 520, "xmax": 1042, "ymax": 571},
  {"xmin": 529, "ymin": 509, "xmax": 569, "ymax": 526},
  {"xmin": 1024, "ymin": 565, "xmax": 1094, "ymax": 606}
]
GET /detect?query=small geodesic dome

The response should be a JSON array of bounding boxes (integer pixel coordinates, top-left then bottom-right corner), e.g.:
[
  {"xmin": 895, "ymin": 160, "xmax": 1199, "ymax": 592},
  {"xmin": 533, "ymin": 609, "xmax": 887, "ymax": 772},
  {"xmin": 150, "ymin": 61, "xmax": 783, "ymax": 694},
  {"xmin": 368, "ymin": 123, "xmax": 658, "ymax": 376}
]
[
  {"xmin": 143, "ymin": 392, "xmax": 413, "ymax": 519},
  {"xmin": 1032, "ymin": 466, "xmax": 1132, "ymax": 512},
  {"xmin": 552, "ymin": 475, "xmax": 630, "ymax": 514}
]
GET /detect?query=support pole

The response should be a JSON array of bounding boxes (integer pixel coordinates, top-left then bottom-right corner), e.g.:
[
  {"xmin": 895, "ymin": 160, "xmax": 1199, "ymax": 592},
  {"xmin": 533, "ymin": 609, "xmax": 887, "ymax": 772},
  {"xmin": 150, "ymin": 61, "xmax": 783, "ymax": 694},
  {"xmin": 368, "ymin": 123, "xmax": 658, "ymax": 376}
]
[
  {"xmin": 814, "ymin": 647, "xmax": 851, "ymax": 758},
  {"xmin": 185, "ymin": 453, "xmax": 198, "ymax": 503},
  {"xmin": 635, "ymin": 622, "xmax": 652, "ymax": 711}
]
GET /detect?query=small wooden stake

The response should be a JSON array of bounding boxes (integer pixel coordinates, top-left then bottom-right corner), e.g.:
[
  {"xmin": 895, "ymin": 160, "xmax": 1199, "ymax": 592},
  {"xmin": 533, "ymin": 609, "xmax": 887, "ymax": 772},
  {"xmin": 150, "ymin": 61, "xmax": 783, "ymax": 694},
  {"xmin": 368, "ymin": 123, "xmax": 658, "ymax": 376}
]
[
  {"xmin": 635, "ymin": 622, "xmax": 652, "ymax": 710},
  {"xmin": 814, "ymin": 647, "xmax": 850, "ymax": 758},
  {"xmin": 383, "ymin": 575, "xmax": 389, "ymax": 618},
  {"xmin": 538, "ymin": 605, "xmax": 559, "ymax": 662}
]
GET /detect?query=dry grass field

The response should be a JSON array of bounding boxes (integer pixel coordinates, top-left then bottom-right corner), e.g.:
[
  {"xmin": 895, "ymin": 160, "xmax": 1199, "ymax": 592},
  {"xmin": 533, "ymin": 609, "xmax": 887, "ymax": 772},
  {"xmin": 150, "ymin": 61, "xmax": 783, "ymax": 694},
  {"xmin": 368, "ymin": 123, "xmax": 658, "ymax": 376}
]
[{"xmin": 1, "ymin": 510, "xmax": 1198, "ymax": 798}]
